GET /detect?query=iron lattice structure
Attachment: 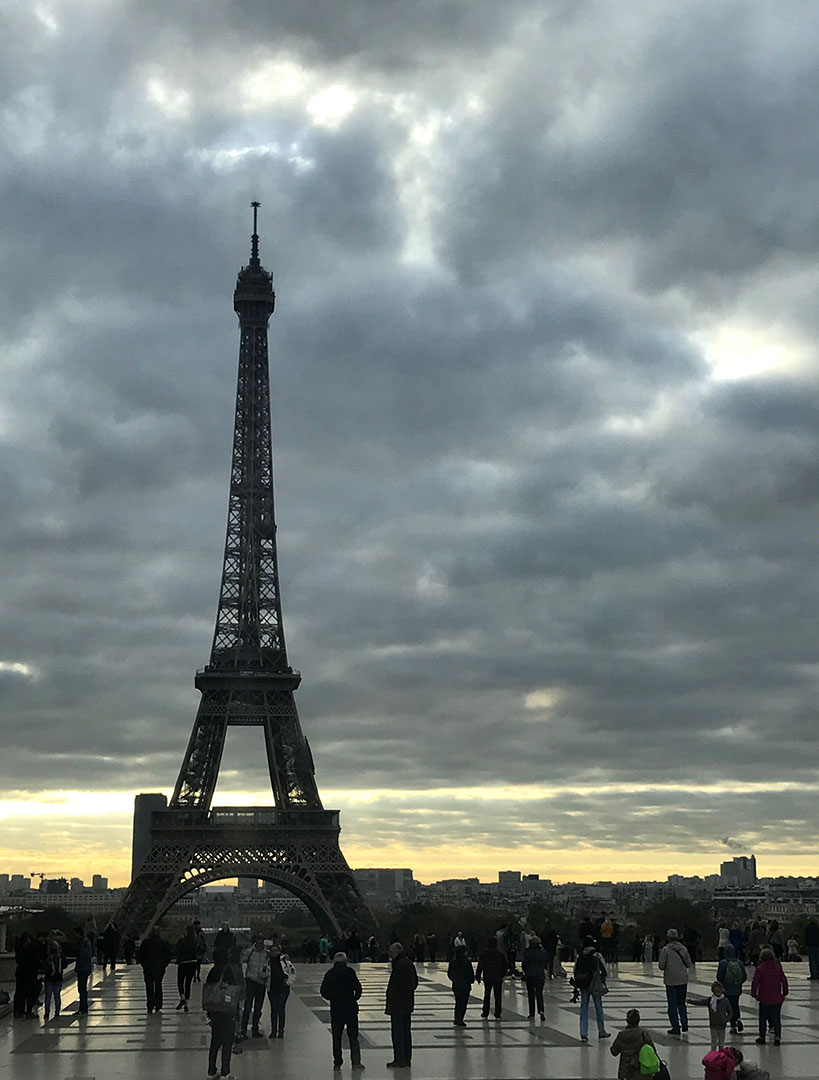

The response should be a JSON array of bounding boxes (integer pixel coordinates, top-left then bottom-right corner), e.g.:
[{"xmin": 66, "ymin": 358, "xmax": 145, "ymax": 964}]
[{"xmin": 116, "ymin": 206, "xmax": 371, "ymax": 937}]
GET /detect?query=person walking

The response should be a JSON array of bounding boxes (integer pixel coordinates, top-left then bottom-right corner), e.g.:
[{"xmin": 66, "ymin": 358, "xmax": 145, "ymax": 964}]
[
  {"xmin": 658, "ymin": 928, "xmax": 692, "ymax": 1036},
  {"xmin": 204, "ymin": 947, "xmax": 241, "ymax": 1079},
  {"xmin": 74, "ymin": 926, "xmax": 95, "ymax": 1015},
  {"xmin": 573, "ymin": 935, "xmax": 610, "ymax": 1042},
  {"xmin": 213, "ymin": 922, "xmax": 235, "ymax": 956},
  {"xmin": 321, "ymin": 951, "xmax": 364, "ymax": 1070},
  {"xmin": 717, "ymin": 924, "xmax": 731, "ymax": 961},
  {"xmin": 385, "ymin": 942, "xmax": 418, "ymax": 1068},
  {"xmin": 267, "ymin": 945, "xmax": 293, "ymax": 1038},
  {"xmin": 717, "ymin": 944, "xmax": 746, "ymax": 1033},
  {"xmin": 805, "ymin": 917, "xmax": 819, "ymax": 979},
  {"xmin": 413, "ymin": 931, "xmax": 426, "ymax": 963},
  {"xmin": 193, "ymin": 920, "xmax": 207, "ymax": 982},
  {"xmin": 543, "ymin": 924, "xmax": 559, "ymax": 977},
  {"xmin": 747, "ymin": 922, "xmax": 766, "ymax": 966},
  {"xmin": 240, "ymin": 933, "xmax": 271, "ymax": 1038},
  {"xmin": 426, "ymin": 932, "xmax": 438, "ymax": 962},
  {"xmin": 447, "ymin": 944, "xmax": 474, "ymax": 1027},
  {"xmin": 84, "ymin": 914, "xmax": 97, "ymax": 956},
  {"xmin": 476, "ymin": 936, "xmax": 506, "ymax": 1019},
  {"xmin": 138, "ymin": 925, "xmax": 172, "ymax": 1015},
  {"xmin": 610, "ymin": 1008, "xmax": 657, "ymax": 1080},
  {"xmin": 521, "ymin": 934, "xmax": 547, "ymax": 1020},
  {"xmin": 101, "ymin": 921, "xmax": 120, "ymax": 973},
  {"xmin": 43, "ymin": 935, "xmax": 64, "ymax": 1021},
  {"xmin": 766, "ymin": 921, "xmax": 784, "ymax": 962},
  {"xmin": 688, "ymin": 981, "xmax": 734, "ymax": 1050},
  {"xmin": 642, "ymin": 934, "xmax": 654, "ymax": 963},
  {"xmin": 175, "ymin": 925, "xmax": 198, "ymax": 1012},
  {"xmin": 13, "ymin": 932, "xmax": 39, "ymax": 1019},
  {"xmin": 751, "ymin": 947, "xmax": 788, "ymax": 1045}
]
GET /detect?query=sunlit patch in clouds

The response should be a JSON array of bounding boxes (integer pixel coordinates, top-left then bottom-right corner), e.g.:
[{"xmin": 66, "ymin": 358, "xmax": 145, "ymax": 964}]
[
  {"xmin": 0, "ymin": 661, "xmax": 39, "ymax": 680},
  {"xmin": 699, "ymin": 322, "xmax": 815, "ymax": 381}
]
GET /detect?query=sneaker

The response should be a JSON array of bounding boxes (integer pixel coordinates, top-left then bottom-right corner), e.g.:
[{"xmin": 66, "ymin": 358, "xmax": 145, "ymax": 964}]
[
  {"xmin": 539, "ymin": 1013, "xmax": 545, "ymax": 1020},
  {"xmin": 599, "ymin": 1031, "xmax": 611, "ymax": 1039},
  {"xmin": 736, "ymin": 1021, "xmax": 744, "ymax": 1032},
  {"xmin": 667, "ymin": 1029, "xmax": 681, "ymax": 1036},
  {"xmin": 251, "ymin": 1029, "xmax": 263, "ymax": 1038},
  {"xmin": 333, "ymin": 1065, "xmax": 342, "ymax": 1071},
  {"xmin": 774, "ymin": 1038, "xmax": 781, "ymax": 1046},
  {"xmin": 208, "ymin": 1070, "xmax": 218, "ymax": 1078},
  {"xmin": 387, "ymin": 1063, "xmax": 399, "ymax": 1068},
  {"xmin": 352, "ymin": 1065, "xmax": 365, "ymax": 1071},
  {"xmin": 681, "ymin": 1026, "xmax": 688, "ymax": 1033},
  {"xmin": 755, "ymin": 1038, "xmax": 766, "ymax": 1045},
  {"xmin": 580, "ymin": 1034, "xmax": 588, "ymax": 1041}
]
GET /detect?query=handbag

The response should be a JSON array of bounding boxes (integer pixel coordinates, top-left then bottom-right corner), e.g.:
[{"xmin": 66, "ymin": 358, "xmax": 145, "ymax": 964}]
[
  {"xmin": 655, "ymin": 1062, "xmax": 671, "ymax": 1080},
  {"xmin": 202, "ymin": 976, "xmax": 237, "ymax": 1015}
]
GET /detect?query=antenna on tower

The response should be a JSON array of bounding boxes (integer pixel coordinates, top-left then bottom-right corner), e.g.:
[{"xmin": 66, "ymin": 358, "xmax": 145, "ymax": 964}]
[{"xmin": 250, "ymin": 201, "xmax": 260, "ymax": 266}]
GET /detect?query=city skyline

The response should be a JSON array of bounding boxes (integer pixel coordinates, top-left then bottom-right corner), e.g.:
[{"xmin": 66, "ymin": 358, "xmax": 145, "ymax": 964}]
[{"xmin": 2, "ymin": 3, "xmax": 819, "ymax": 887}]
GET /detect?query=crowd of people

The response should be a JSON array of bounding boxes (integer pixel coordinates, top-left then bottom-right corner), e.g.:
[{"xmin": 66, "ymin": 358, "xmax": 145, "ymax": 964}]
[{"xmin": 12, "ymin": 910, "xmax": 814, "ymax": 1079}]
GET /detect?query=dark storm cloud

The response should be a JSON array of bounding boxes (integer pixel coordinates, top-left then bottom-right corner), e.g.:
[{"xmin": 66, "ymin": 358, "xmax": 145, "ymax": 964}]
[{"xmin": 1, "ymin": 0, "xmax": 818, "ymax": 871}]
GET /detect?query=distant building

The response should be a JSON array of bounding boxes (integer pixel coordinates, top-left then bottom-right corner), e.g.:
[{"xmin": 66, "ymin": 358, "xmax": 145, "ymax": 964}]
[
  {"xmin": 10, "ymin": 875, "xmax": 30, "ymax": 892},
  {"xmin": 0, "ymin": 874, "xmax": 9, "ymax": 892},
  {"xmin": 131, "ymin": 793, "xmax": 168, "ymax": 880},
  {"xmin": 92, "ymin": 874, "xmax": 109, "ymax": 891},
  {"xmin": 720, "ymin": 856, "xmax": 757, "ymax": 888},
  {"xmin": 498, "ymin": 871, "xmax": 522, "ymax": 890},
  {"xmin": 353, "ymin": 868, "xmax": 415, "ymax": 903},
  {"xmin": 70, "ymin": 877, "xmax": 85, "ymax": 892},
  {"xmin": 237, "ymin": 877, "xmax": 258, "ymax": 895},
  {"xmin": 41, "ymin": 877, "xmax": 69, "ymax": 894}
]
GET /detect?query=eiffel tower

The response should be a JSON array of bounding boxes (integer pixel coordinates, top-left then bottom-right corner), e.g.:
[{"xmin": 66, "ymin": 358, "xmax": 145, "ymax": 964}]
[{"xmin": 117, "ymin": 205, "xmax": 372, "ymax": 938}]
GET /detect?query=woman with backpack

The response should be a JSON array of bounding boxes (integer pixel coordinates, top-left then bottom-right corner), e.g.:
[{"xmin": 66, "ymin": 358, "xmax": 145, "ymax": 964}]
[
  {"xmin": 43, "ymin": 935, "xmax": 64, "ymax": 1021},
  {"xmin": 572, "ymin": 935, "xmax": 610, "ymax": 1042},
  {"xmin": 204, "ymin": 947, "xmax": 241, "ymax": 1079},
  {"xmin": 716, "ymin": 944, "xmax": 746, "ymax": 1034}
]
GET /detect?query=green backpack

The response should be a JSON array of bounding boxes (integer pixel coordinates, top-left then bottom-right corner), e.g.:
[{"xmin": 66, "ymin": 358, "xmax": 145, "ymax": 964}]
[{"xmin": 638, "ymin": 1041, "xmax": 661, "ymax": 1076}]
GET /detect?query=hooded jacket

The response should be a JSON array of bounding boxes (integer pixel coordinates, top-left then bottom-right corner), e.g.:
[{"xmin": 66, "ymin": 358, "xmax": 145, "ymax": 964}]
[{"xmin": 751, "ymin": 960, "xmax": 788, "ymax": 1004}]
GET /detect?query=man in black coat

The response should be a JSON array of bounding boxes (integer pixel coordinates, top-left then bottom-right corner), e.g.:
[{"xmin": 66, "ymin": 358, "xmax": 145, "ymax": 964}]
[
  {"xmin": 137, "ymin": 925, "xmax": 172, "ymax": 1014},
  {"xmin": 385, "ymin": 943, "xmax": 418, "ymax": 1067},
  {"xmin": 320, "ymin": 951, "xmax": 364, "ymax": 1070},
  {"xmin": 476, "ymin": 937, "xmax": 507, "ymax": 1019}
]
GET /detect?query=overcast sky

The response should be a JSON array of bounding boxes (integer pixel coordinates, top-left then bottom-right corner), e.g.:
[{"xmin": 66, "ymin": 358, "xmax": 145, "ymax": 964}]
[{"xmin": 1, "ymin": 0, "xmax": 818, "ymax": 887}]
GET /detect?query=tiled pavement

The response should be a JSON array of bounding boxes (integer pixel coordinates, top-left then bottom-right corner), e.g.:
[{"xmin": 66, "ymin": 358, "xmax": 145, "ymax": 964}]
[{"xmin": 2, "ymin": 960, "xmax": 818, "ymax": 1079}]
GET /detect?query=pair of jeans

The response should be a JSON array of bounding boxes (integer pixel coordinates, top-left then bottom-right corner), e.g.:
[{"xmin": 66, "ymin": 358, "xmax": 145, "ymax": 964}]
[
  {"xmin": 452, "ymin": 985, "xmax": 470, "ymax": 1023},
  {"xmin": 807, "ymin": 945, "xmax": 819, "ymax": 979},
  {"xmin": 143, "ymin": 972, "xmax": 163, "ymax": 1012},
  {"xmin": 241, "ymin": 979, "xmax": 266, "ymax": 1034},
  {"xmin": 268, "ymin": 985, "xmax": 290, "ymax": 1035},
  {"xmin": 77, "ymin": 972, "xmax": 90, "ymax": 1012},
  {"xmin": 579, "ymin": 990, "xmax": 606, "ymax": 1037},
  {"xmin": 481, "ymin": 979, "xmax": 503, "ymax": 1017},
  {"xmin": 710, "ymin": 1026, "xmax": 726, "ymax": 1050},
  {"xmin": 665, "ymin": 983, "xmax": 688, "ymax": 1031},
  {"xmin": 726, "ymin": 993, "xmax": 742, "ymax": 1029},
  {"xmin": 331, "ymin": 1010, "xmax": 361, "ymax": 1066},
  {"xmin": 208, "ymin": 1011, "xmax": 234, "ymax": 1075},
  {"xmin": 759, "ymin": 1001, "xmax": 782, "ymax": 1039},
  {"xmin": 177, "ymin": 965, "xmax": 194, "ymax": 1001},
  {"xmin": 390, "ymin": 1013, "xmax": 412, "ymax": 1065},
  {"xmin": 526, "ymin": 976, "xmax": 545, "ymax": 1016},
  {"xmin": 44, "ymin": 979, "xmax": 62, "ymax": 1018}
]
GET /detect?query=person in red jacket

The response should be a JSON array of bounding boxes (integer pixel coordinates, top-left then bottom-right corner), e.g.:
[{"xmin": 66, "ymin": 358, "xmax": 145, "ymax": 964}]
[{"xmin": 750, "ymin": 947, "xmax": 788, "ymax": 1045}]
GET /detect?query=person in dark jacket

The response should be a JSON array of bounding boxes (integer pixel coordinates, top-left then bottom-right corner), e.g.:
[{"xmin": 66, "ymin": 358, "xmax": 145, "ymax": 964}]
[
  {"xmin": 205, "ymin": 948, "xmax": 241, "ymax": 1079},
  {"xmin": 138, "ymin": 925, "xmax": 172, "ymax": 1014},
  {"xmin": 446, "ymin": 944, "xmax": 474, "ymax": 1026},
  {"xmin": 385, "ymin": 942, "xmax": 418, "ymax": 1067},
  {"xmin": 74, "ymin": 926, "xmax": 94, "ymax": 1015},
  {"xmin": 475, "ymin": 937, "xmax": 506, "ymax": 1019},
  {"xmin": 43, "ymin": 934, "xmax": 65, "ymax": 1021},
  {"xmin": 13, "ymin": 932, "xmax": 39, "ymax": 1018},
  {"xmin": 522, "ymin": 934, "xmax": 547, "ymax": 1020},
  {"xmin": 543, "ymin": 925, "xmax": 560, "ymax": 977},
  {"xmin": 102, "ymin": 921, "xmax": 120, "ymax": 973},
  {"xmin": 716, "ymin": 944, "xmax": 747, "ymax": 1033},
  {"xmin": 175, "ymin": 925, "xmax": 198, "ymax": 1012},
  {"xmin": 805, "ymin": 917, "xmax": 819, "ymax": 980},
  {"xmin": 267, "ymin": 945, "xmax": 292, "ymax": 1038},
  {"xmin": 213, "ymin": 921, "xmax": 235, "ymax": 956},
  {"xmin": 321, "ymin": 951, "xmax": 364, "ymax": 1069},
  {"xmin": 751, "ymin": 948, "xmax": 788, "ymax": 1045}
]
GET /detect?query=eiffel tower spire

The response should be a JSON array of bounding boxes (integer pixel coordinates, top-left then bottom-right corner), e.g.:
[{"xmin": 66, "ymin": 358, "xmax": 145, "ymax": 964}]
[{"xmin": 115, "ymin": 207, "xmax": 371, "ymax": 938}]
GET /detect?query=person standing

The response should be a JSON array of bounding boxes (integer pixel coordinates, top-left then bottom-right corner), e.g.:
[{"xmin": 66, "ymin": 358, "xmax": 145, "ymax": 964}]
[
  {"xmin": 476, "ymin": 936, "xmax": 506, "ymax": 1019},
  {"xmin": 599, "ymin": 916, "xmax": 615, "ymax": 963},
  {"xmin": 717, "ymin": 944, "xmax": 746, "ymax": 1033},
  {"xmin": 240, "ymin": 933, "xmax": 271, "ymax": 1038},
  {"xmin": 385, "ymin": 942, "xmax": 418, "ymax": 1068},
  {"xmin": 805, "ymin": 917, "xmax": 819, "ymax": 979},
  {"xmin": 684, "ymin": 925, "xmax": 700, "ymax": 963},
  {"xmin": 610, "ymin": 1008, "xmax": 657, "ymax": 1080},
  {"xmin": 642, "ymin": 934, "xmax": 654, "ymax": 963},
  {"xmin": 13, "ymin": 931, "xmax": 38, "ymax": 1019},
  {"xmin": 213, "ymin": 922, "xmax": 235, "ymax": 956},
  {"xmin": 43, "ymin": 935, "xmax": 64, "ymax": 1021},
  {"xmin": 122, "ymin": 934, "xmax": 136, "ymax": 965},
  {"xmin": 74, "ymin": 925, "xmax": 95, "ymax": 1015},
  {"xmin": 717, "ymin": 924, "xmax": 731, "ymax": 961},
  {"xmin": 413, "ymin": 931, "xmax": 426, "ymax": 963},
  {"xmin": 543, "ymin": 924, "xmax": 559, "ymax": 977},
  {"xmin": 748, "ymin": 922, "xmax": 766, "ymax": 965},
  {"xmin": 321, "ymin": 951, "xmax": 364, "ymax": 1070},
  {"xmin": 447, "ymin": 944, "xmax": 474, "ymax": 1027},
  {"xmin": 204, "ymin": 947, "xmax": 241, "ymax": 1079},
  {"xmin": 138, "ymin": 925, "xmax": 172, "ymax": 1015},
  {"xmin": 658, "ymin": 928, "xmax": 692, "ymax": 1036},
  {"xmin": 573, "ymin": 935, "xmax": 610, "ymax": 1042},
  {"xmin": 426, "ymin": 932, "xmax": 438, "ymax": 962},
  {"xmin": 751, "ymin": 947, "xmax": 788, "ymax": 1046},
  {"xmin": 267, "ymin": 945, "xmax": 293, "ymax": 1038},
  {"xmin": 101, "ymin": 921, "xmax": 120, "ymax": 973},
  {"xmin": 766, "ymin": 921, "xmax": 784, "ymax": 962},
  {"xmin": 175, "ymin": 925, "xmax": 198, "ymax": 1012},
  {"xmin": 521, "ymin": 934, "xmax": 547, "ymax": 1020},
  {"xmin": 84, "ymin": 914, "xmax": 97, "ymax": 956}
]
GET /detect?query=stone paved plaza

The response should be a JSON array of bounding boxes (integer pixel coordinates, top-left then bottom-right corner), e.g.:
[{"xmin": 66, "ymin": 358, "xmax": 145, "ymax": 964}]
[{"xmin": 2, "ymin": 960, "xmax": 818, "ymax": 1080}]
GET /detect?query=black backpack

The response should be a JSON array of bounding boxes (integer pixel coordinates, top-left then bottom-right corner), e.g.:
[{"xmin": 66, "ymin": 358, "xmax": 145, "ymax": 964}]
[{"xmin": 574, "ymin": 950, "xmax": 599, "ymax": 989}]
